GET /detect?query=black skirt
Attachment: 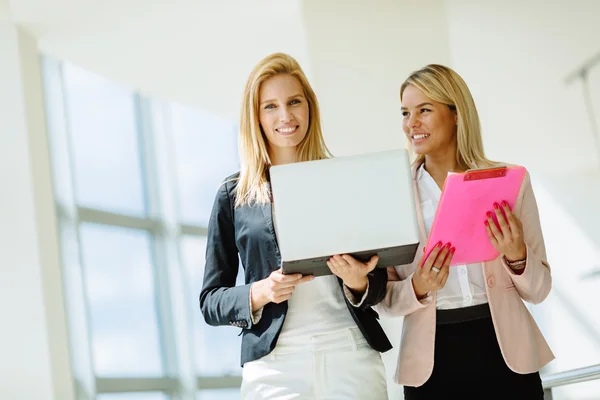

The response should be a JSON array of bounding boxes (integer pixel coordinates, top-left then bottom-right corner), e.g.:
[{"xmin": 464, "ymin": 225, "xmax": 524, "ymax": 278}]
[{"xmin": 403, "ymin": 304, "xmax": 544, "ymax": 400}]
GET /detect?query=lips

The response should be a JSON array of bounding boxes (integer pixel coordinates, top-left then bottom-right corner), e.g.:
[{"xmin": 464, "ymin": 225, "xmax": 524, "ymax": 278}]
[
  {"xmin": 276, "ymin": 126, "xmax": 299, "ymax": 135},
  {"xmin": 412, "ymin": 133, "xmax": 430, "ymax": 140}
]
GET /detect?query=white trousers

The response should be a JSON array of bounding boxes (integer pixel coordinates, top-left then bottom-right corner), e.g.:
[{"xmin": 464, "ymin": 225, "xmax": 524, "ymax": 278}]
[{"xmin": 241, "ymin": 327, "xmax": 388, "ymax": 400}]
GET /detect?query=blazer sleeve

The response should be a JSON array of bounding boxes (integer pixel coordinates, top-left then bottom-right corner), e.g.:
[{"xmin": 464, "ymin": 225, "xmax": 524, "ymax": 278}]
[
  {"xmin": 501, "ymin": 172, "xmax": 552, "ymax": 304},
  {"xmin": 199, "ymin": 181, "xmax": 256, "ymax": 329},
  {"xmin": 376, "ymin": 266, "xmax": 433, "ymax": 317}
]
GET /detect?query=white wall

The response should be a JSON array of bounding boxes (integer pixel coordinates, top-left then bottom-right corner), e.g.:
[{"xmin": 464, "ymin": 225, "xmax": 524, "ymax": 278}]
[
  {"xmin": 446, "ymin": 1, "xmax": 600, "ymax": 396},
  {"xmin": 446, "ymin": 0, "xmax": 600, "ymax": 175},
  {"xmin": 302, "ymin": 0, "xmax": 451, "ymax": 156},
  {"xmin": 0, "ymin": 20, "xmax": 74, "ymax": 400},
  {"xmin": 29, "ymin": 0, "xmax": 311, "ymax": 123}
]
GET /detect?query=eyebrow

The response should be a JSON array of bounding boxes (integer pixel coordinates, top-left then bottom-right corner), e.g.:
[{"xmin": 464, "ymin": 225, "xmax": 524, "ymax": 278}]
[
  {"xmin": 401, "ymin": 102, "xmax": 434, "ymax": 110},
  {"xmin": 260, "ymin": 93, "xmax": 304, "ymax": 106}
]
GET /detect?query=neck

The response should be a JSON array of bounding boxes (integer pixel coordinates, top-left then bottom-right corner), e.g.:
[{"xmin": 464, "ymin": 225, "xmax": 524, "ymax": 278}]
[
  {"xmin": 269, "ymin": 146, "xmax": 297, "ymax": 166},
  {"xmin": 423, "ymin": 144, "xmax": 464, "ymax": 188}
]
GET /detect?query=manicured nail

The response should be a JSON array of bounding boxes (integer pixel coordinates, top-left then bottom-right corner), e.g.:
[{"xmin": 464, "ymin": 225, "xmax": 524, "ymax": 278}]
[
  {"xmin": 493, "ymin": 203, "xmax": 500, "ymax": 209},
  {"xmin": 486, "ymin": 212, "xmax": 493, "ymax": 218},
  {"xmin": 484, "ymin": 221, "xmax": 489, "ymax": 227},
  {"xmin": 450, "ymin": 247, "xmax": 456, "ymax": 254},
  {"xmin": 445, "ymin": 243, "xmax": 452, "ymax": 248},
  {"xmin": 502, "ymin": 201, "xmax": 508, "ymax": 207},
  {"xmin": 436, "ymin": 241, "xmax": 442, "ymax": 247}
]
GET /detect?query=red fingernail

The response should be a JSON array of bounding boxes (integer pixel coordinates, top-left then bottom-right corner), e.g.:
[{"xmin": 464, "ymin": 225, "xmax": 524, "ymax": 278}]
[
  {"xmin": 445, "ymin": 242, "xmax": 452, "ymax": 248},
  {"xmin": 502, "ymin": 201, "xmax": 508, "ymax": 207},
  {"xmin": 486, "ymin": 212, "xmax": 493, "ymax": 218},
  {"xmin": 436, "ymin": 241, "xmax": 442, "ymax": 247},
  {"xmin": 450, "ymin": 247, "xmax": 456, "ymax": 254},
  {"xmin": 484, "ymin": 221, "xmax": 489, "ymax": 227},
  {"xmin": 493, "ymin": 203, "xmax": 499, "ymax": 209}
]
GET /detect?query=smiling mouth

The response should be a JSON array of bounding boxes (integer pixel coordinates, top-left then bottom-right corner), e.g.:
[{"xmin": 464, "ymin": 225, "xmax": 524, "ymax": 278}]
[
  {"xmin": 412, "ymin": 133, "xmax": 430, "ymax": 140},
  {"xmin": 276, "ymin": 126, "xmax": 299, "ymax": 135}
]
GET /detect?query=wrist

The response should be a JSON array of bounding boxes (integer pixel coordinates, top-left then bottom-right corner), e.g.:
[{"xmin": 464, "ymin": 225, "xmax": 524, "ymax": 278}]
[
  {"xmin": 411, "ymin": 276, "xmax": 428, "ymax": 299},
  {"xmin": 344, "ymin": 276, "xmax": 368, "ymax": 293},
  {"xmin": 250, "ymin": 281, "xmax": 269, "ymax": 311},
  {"xmin": 505, "ymin": 246, "xmax": 527, "ymax": 263}
]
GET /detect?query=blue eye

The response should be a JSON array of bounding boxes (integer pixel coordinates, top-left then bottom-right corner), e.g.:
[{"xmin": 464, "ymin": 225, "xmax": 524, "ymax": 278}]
[
  {"xmin": 290, "ymin": 99, "xmax": 301, "ymax": 105},
  {"xmin": 264, "ymin": 104, "xmax": 276, "ymax": 110}
]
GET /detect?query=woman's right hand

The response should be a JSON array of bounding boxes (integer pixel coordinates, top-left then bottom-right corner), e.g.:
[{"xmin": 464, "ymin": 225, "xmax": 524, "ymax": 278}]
[
  {"xmin": 250, "ymin": 268, "xmax": 314, "ymax": 311},
  {"xmin": 412, "ymin": 242, "xmax": 454, "ymax": 299}
]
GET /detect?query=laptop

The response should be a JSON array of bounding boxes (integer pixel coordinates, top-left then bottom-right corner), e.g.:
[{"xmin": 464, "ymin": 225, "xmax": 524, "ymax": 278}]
[{"xmin": 269, "ymin": 149, "xmax": 420, "ymax": 276}]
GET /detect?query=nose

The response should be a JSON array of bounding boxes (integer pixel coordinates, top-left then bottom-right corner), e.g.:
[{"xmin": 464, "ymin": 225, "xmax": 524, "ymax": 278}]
[
  {"xmin": 279, "ymin": 106, "xmax": 294, "ymax": 122},
  {"xmin": 407, "ymin": 113, "xmax": 420, "ymax": 130}
]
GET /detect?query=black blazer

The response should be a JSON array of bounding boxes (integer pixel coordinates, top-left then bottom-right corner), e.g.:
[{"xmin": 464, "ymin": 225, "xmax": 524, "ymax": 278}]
[{"xmin": 199, "ymin": 172, "xmax": 392, "ymax": 366}]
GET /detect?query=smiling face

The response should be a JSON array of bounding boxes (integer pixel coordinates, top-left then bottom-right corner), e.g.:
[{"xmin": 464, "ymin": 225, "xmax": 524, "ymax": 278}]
[
  {"xmin": 401, "ymin": 83, "xmax": 458, "ymax": 157},
  {"xmin": 258, "ymin": 73, "xmax": 309, "ymax": 156}
]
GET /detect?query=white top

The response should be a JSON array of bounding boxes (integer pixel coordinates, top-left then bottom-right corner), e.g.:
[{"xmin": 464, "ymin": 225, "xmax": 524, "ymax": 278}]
[
  {"xmin": 275, "ymin": 275, "xmax": 358, "ymax": 346},
  {"xmin": 416, "ymin": 164, "xmax": 489, "ymax": 310}
]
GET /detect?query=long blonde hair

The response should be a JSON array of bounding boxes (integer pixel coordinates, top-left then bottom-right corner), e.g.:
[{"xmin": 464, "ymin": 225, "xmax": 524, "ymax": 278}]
[
  {"xmin": 400, "ymin": 64, "xmax": 494, "ymax": 170},
  {"xmin": 234, "ymin": 53, "xmax": 331, "ymax": 207}
]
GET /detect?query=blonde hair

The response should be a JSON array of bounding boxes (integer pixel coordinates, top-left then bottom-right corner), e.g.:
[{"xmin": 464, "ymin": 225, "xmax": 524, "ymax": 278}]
[
  {"xmin": 400, "ymin": 64, "xmax": 494, "ymax": 170},
  {"xmin": 234, "ymin": 52, "xmax": 331, "ymax": 207}
]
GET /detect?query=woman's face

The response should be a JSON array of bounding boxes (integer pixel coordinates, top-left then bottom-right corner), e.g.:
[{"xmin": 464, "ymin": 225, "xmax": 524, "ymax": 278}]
[
  {"xmin": 258, "ymin": 74, "xmax": 309, "ymax": 152},
  {"xmin": 401, "ymin": 84, "xmax": 457, "ymax": 156}
]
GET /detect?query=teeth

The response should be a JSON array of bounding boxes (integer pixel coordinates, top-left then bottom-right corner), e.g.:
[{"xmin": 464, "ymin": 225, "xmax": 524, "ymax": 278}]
[
  {"xmin": 413, "ymin": 134, "xmax": 429, "ymax": 140},
  {"xmin": 277, "ymin": 127, "xmax": 296, "ymax": 133}
]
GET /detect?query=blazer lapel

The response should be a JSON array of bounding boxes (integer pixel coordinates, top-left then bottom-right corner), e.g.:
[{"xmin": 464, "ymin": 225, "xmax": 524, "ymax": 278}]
[{"xmin": 411, "ymin": 162, "xmax": 428, "ymax": 243}]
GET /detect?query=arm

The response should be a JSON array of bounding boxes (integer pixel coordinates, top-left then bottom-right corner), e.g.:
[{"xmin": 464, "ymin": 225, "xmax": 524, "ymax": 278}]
[
  {"xmin": 199, "ymin": 181, "xmax": 255, "ymax": 329},
  {"xmin": 376, "ymin": 268, "xmax": 433, "ymax": 317},
  {"xmin": 501, "ymin": 174, "xmax": 552, "ymax": 304},
  {"xmin": 343, "ymin": 267, "xmax": 388, "ymax": 310}
]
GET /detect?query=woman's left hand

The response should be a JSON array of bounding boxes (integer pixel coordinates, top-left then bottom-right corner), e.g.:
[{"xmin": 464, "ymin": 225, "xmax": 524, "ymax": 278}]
[
  {"xmin": 327, "ymin": 254, "xmax": 378, "ymax": 293},
  {"xmin": 485, "ymin": 201, "xmax": 527, "ymax": 261}
]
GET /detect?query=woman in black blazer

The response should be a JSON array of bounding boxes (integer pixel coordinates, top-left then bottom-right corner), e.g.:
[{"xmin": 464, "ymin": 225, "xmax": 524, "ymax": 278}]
[{"xmin": 199, "ymin": 53, "xmax": 392, "ymax": 400}]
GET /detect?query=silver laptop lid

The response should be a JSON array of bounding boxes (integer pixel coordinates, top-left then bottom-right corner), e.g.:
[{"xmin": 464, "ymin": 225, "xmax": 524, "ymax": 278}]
[{"xmin": 269, "ymin": 149, "xmax": 419, "ymax": 268}]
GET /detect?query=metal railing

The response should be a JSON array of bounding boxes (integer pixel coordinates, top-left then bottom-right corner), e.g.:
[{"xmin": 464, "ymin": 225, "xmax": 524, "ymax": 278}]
[{"xmin": 542, "ymin": 363, "xmax": 600, "ymax": 399}]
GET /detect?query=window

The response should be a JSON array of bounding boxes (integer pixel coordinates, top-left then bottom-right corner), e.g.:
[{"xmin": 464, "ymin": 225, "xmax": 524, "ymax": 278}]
[
  {"xmin": 62, "ymin": 64, "xmax": 146, "ymax": 216},
  {"xmin": 43, "ymin": 57, "xmax": 241, "ymax": 399},
  {"xmin": 181, "ymin": 236, "xmax": 244, "ymax": 376}
]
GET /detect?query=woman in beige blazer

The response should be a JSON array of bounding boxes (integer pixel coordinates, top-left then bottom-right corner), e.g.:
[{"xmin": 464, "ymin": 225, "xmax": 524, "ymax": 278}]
[{"xmin": 378, "ymin": 64, "xmax": 554, "ymax": 399}]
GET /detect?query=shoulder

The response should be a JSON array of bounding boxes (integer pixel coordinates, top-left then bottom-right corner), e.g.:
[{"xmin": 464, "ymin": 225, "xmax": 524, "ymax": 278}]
[
  {"xmin": 214, "ymin": 171, "xmax": 240, "ymax": 205},
  {"xmin": 493, "ymin": 162, "xmax": 533, "ymax": 200}
]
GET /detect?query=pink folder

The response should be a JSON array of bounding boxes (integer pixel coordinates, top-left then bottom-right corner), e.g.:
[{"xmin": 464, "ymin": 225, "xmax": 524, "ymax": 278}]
[{"xmin": 424, "ymin": 166, "xmax": 527, "ymax": 266}]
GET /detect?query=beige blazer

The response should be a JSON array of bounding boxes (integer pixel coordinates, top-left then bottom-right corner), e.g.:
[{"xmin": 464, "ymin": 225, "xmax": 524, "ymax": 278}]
[{"xmin": 378, "ymin": 162, "xmax": 555, "ymax": 387}]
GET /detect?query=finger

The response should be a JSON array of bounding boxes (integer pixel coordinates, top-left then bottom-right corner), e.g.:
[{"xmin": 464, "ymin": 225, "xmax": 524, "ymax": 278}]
[
  {"xmin": 484, "ymin": 221, "xmax": 499, "ymax": 247},
  {"xmin": 493, "ymin": 203, "xmax": 511, "ymax": 234},
  {"xmin": 435, "ymin": 247, "xmax": 453, "ymax": 286},
  {"xmin": 270, "ymin": 279, "xmax": 300, "ymax": 290},
  {"xmin": 297, "ymin": 275, "xmax": 315, "ymax": 284},
  {"xmin": 438, "ymin": 266, "xmax": 451, "ymax": 287},
  {"xmin": 432, "ymin": 243, "xmax": 452, "ymax": 269},
  {"xmin": 422, "ymin": 242, "xmax": 443, "ymax": 271},
  {"xmin": 502, "ymin": 201, "xmax": 523, "ymax": 235},
  {"xmin": 333, "ymin": 254, "xmax": 351, "ymax": 267},
  {"xmin": 271, "ymin": 269, "xmax": 303, "ymax": 283},
  {"xmin": 367, "ymin": 255, "xmax": 379, "ymax": 269},
  {"xmin": 486, "ymin": 212, "xmax": 503, "ymax": 241},
  {"xmin": 273, "ymin": 286, "xmax": 296, "ymax": 297},
  {"xmin": 341, "ymin": 254, "xmax": 359, "ymax": 266},
  {"xmin": 327, "ymin": 260, "xmax": 339, "ymax": 275},
  {"xmin": 273, "ymin": 291, "xmax": 294, "ymax": 303},
  {"xmin": 435, "ymin": 264, "xmax": 450, "ymax": 288}
]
